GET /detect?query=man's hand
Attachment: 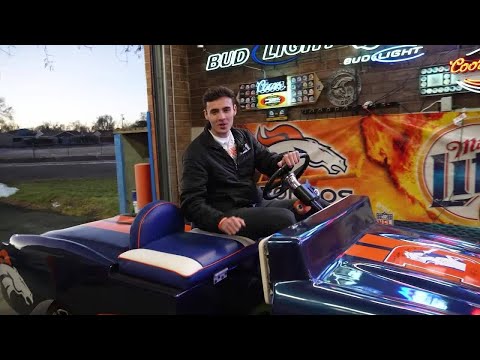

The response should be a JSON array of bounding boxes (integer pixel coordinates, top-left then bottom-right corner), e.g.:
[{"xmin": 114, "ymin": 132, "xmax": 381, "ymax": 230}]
[
  {"xmin": 277, "ymin": 150, "xmax": 300, "ymax": 168},
  {"xmin": 218, "ymin": 216, "xmax": 246, "ymax": 235}
]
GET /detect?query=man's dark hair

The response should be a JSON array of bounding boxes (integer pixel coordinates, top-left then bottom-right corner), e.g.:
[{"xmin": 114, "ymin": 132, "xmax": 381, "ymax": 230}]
[{"xmin": 202, "ymin": 86, "xmax": 236, "ymax": 109}]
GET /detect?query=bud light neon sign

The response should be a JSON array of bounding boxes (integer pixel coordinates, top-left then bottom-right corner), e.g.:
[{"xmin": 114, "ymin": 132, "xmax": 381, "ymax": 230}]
[{"xmin": 205, "ymin": 45, "xmax": 426, "ymax": 71}]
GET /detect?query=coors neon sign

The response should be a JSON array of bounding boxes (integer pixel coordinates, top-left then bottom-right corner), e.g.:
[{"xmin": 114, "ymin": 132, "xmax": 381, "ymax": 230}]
[
  {"xmin": 205, "ymin": 45, "xmax": 426, "ymax": 71},
  {"xmin": 449, "ymin": 55, "xmax": 480, "ymax": 93}
]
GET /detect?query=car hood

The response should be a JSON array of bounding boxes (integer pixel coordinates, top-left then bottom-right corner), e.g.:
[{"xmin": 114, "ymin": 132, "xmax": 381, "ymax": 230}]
[{"xmin": 316, "ymin": 231, "xmax": 480, "ymax": 314}]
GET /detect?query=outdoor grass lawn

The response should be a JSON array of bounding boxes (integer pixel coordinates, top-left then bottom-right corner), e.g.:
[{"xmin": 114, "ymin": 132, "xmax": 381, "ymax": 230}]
[{"xmin": 1, "ymin": 178, "xmax": 118, "ymax": 220}]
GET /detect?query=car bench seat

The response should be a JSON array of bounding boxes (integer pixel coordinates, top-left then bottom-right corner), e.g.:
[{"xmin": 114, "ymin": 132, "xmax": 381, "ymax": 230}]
[{"xmin": 117, "ymin": 201, "xmax": 258, "ymax": 290}]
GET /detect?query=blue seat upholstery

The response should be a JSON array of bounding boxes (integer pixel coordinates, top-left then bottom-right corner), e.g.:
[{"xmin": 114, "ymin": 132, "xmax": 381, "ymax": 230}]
[
  {"xmin": 42, "ymin": 217, "xmax": 131, "ymax": 261},
  {"xmin": 118, "ymin": 201, "xmax": 257, "ymax": 290},
  {"xmin": 129, "ymin": 201, "xmax": 185, "ymax": 249}
]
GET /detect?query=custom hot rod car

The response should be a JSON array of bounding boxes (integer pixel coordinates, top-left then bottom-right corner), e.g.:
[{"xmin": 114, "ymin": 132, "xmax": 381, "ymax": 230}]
[{"xmin": 2, "ymin": 154, "xmax": 480, "ymax": 315}]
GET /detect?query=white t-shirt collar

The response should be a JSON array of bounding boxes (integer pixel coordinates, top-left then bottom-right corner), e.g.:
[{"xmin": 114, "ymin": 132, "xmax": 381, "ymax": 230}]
[{"xmin": 209, "ymin": 129, "xmax": 234, "ymax": 147}]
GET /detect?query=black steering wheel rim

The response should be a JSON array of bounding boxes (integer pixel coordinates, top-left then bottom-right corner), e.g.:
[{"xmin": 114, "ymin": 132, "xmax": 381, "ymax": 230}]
[{"xmin": 263, "ymin": 153, "xmax": 310, "ymax": 200}]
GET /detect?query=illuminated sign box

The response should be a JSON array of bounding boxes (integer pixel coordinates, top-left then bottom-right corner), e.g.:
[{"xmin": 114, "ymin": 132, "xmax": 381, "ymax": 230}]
[
  {"xmin": 419, "ymin": 65, "xmax": 465, "ymax": 96},
  {"xmin": 257, "ymin": 76, "xmax": 289, "ymax": 109},
  {"xmin": 266, "ymin": 108, "xmax": 288, "ymax": 122},
  {"xmin": 239, "ymin": 72, "xmax": 323, "ymax": 111},
  {"xmin": 238, "ymin": 82, "xmax": 258, "ymax": 110},
  {"xmin": 290, "ymin": 72, "xmax": 322, "ymax": 107}
]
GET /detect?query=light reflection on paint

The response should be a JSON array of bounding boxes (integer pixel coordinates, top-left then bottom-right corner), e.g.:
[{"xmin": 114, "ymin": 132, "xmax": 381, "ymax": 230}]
[
  {"xmin": 277, "ymin": 286, "xmax": 374, "ymax": 314},
  {"xmin": 398, "ymin": 286, "xmax": 448, "ymax": 311},
  {"xmin": 297, "ymin": 210, "xmax": 348, "ymax": 242}
]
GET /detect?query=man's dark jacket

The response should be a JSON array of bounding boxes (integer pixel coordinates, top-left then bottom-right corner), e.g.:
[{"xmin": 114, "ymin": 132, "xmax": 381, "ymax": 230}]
[{"xmin": 180, "ymin": 125, "xmax": 282, "ymax": 232}]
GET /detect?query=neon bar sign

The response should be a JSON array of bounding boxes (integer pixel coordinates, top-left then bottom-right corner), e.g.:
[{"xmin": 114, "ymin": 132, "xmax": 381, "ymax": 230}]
[
  {"xmin": 206, "ymin": 45, "xmax": 333, "ymax": 71},
  {"xmin": 450, "ymin": 56, "xmax": 480, "ymax": 93},
  {"xmin": 256, "ymin": 78, "xmax": 287, "ymax": 94},
  {"xmin": 343, "ymin": 45, "xmax": 425, "ymax": 65},
  {"xmin": 450, "ymin": 57, "xmax": 480, "ymax": 73},
  {"xmin": 206, "ymin": 45, "xmax": 426, "ymax": 71}
]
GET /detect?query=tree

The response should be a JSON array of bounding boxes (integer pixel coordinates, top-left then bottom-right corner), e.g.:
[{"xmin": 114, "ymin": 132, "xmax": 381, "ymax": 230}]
[
  {"xmin": 68, "ymin": 120, "xmax": 90, "ymax": 133},
  {"xmin": 92, "ymin": 115, "xmax": 115, "ymax": 131},
  {"xmin": 138, "ymin": 112, "xmax": 147, "ymax": 122},
  {"xmin": 129, "ymin": 112, "xmax": 147, "ymax": 128},
  {"xmin": 0, "ymin": 97, "xmax": 18, "ymax": 132},
  {"xmin": 0, "ymin": 118, "xmax": 18, "ymax": 132},
  {"xmin": 0, "ymin": 97, "xmax": 14, "ymax": 121},
  {"xmin": 34, "ymin": 122, "xmax": 66, "ymax": 133}
]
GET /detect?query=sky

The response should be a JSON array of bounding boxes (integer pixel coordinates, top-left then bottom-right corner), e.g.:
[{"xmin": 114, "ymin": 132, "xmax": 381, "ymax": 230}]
[{"xmin": 0, "ymin": 45, "xmax": 148, "ymax": 129}]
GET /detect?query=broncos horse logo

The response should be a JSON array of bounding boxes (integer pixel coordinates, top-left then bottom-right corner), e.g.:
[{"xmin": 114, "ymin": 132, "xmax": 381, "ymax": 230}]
[
  {"xmin": 0, "ymin": 250, "xmax": 33, "ymax": 306},
  {"xmin": 404, "ymin": 250, "xmax": 466, "ymax": 272},
  {"xmin": 256, "ymin": 124, "xmax": 347, "ymax": 175}
]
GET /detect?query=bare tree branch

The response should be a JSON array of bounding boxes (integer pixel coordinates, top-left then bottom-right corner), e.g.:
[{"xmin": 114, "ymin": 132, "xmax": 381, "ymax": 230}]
[
  {"xmin": 41, "ymin": 45, "xmax": 54, "ymax": 71},
  {"xmin": 0, "ymin": 45, "xmax": 16, "ymax": 56},
  {"xmin": 0, "ymin": 45, "xmax": 143, "ymax": 70},
  {"xmin": 77, "ymin": 45, "xmax": 94, "ymax": 51},
  {"xmin": 115, "ymin": 45, "xmax": 144, "ymax": 64}
]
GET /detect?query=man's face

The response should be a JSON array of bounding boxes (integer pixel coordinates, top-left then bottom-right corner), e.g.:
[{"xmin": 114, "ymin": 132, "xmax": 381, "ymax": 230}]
[{"xmin": 204, "ymin": 96, "xmax": 237, "ymax": 138}]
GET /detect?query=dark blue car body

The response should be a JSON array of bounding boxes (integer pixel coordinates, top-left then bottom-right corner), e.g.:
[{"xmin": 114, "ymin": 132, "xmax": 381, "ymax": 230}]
[{"xmin": 1, "ymin": 195, "xmax": 479, "ymax": 315}]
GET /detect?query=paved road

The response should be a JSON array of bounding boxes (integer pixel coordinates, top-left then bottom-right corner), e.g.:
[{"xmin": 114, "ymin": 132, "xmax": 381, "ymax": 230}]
[
  {"xmin": 0, "ymin": 202, "xmax": 89, "ymax": 241},
  {"xmin": 0, "ymin": 295, "xmax": 15, "ymax": 315},
  {"xmin": 0, "ymin": 160, "xmax": 116, "ymax": 182},
  {"xmin": 0, "ymin": 202, "xmax": 90, "ymax": 315}
]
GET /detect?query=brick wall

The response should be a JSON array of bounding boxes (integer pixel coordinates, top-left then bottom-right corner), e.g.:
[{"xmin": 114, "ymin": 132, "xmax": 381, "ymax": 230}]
[
  {"xmin": 188, "ymin": 45, "xmax": 480, "ymax": 124},
  {"xmin": 145, "ymin": 45, "xmax": 192, "ymax": 203},
  {"xmin": 146, "ymin": 44, "xmax": 480, "ymax": 204}
]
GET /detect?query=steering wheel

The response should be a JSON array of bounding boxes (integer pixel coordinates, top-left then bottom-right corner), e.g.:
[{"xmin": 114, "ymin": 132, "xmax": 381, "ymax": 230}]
[{"xmin": 263, "ymin": 153, "xmax": 310, "ymax": 200}]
